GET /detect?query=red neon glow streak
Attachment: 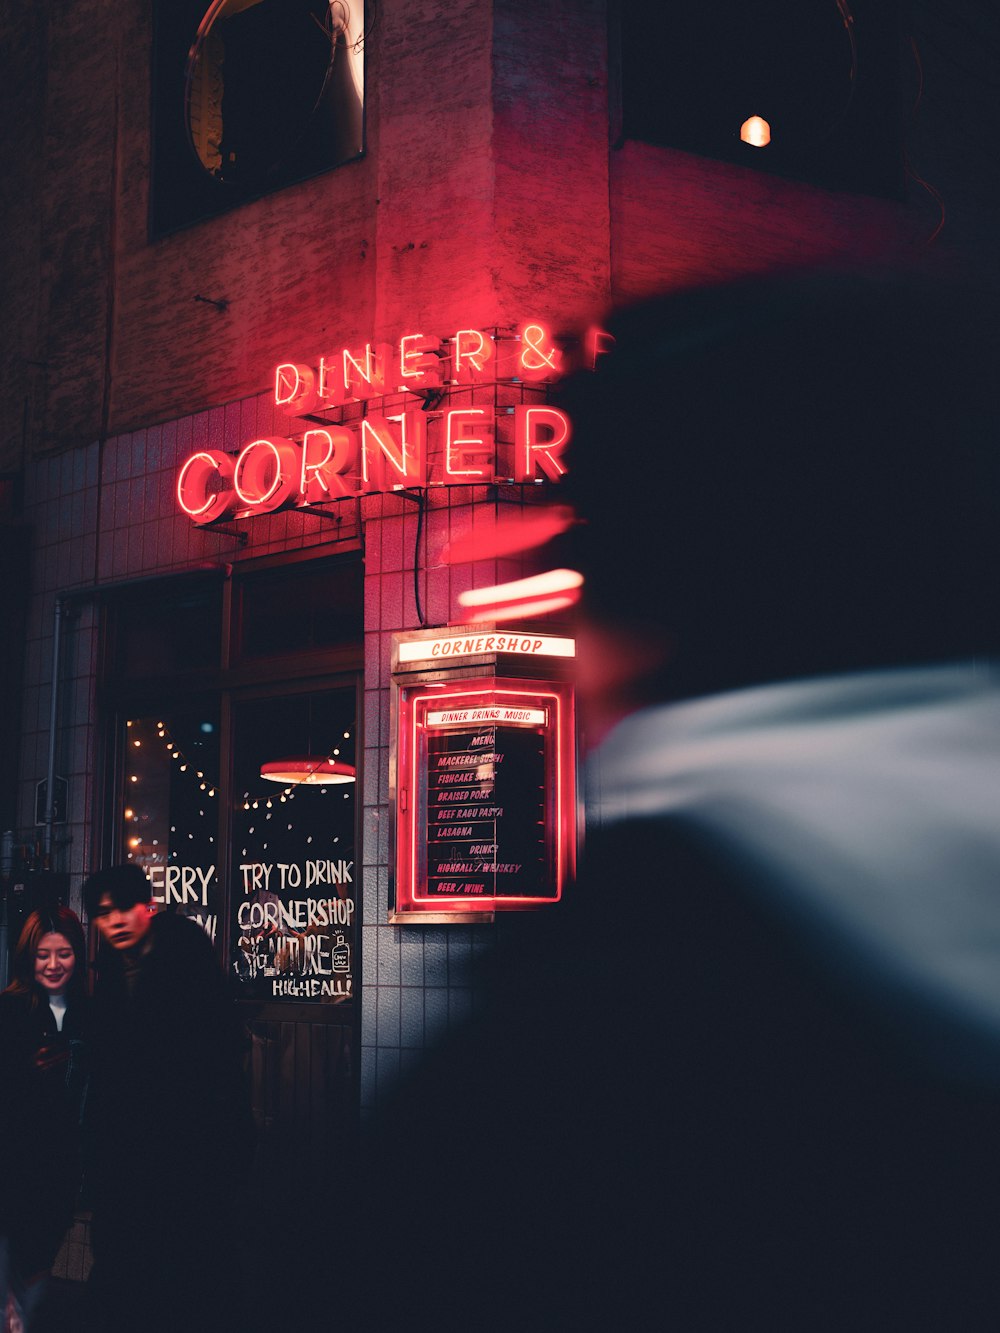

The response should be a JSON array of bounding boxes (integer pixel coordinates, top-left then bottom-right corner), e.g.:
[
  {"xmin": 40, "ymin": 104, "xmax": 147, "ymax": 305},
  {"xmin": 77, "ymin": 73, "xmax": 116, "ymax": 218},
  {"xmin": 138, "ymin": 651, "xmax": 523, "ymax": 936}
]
[
  {"xmin": 176, "ymin": 450, "xmax": 235, "ymax": 524},
  {"xmin": 452, "ymin": 329, "xmax": 493, "ymax": 382},
  {"xmin": 457, "ymin": 569, "xmax": 583, "ymax": 624},
  {"xmin": 300, "ymin": 427, "xmax": 358, "ymax": 503},
  {"xmin": 459, "ymin": 569, "xmax": 582, "ymax": 608},
  {"xmin": 518, "ymin": 322, "xmax": 561, "ymax": 382},
  {"xmin": 404, "ymin": 684, "xmax": 569, "ymax": 906},
  {"xmin": 360, "ymin": 413, "xmax": 426, "ymax": 490},
  {"xmin": 439, "ymin": 505, "xmax": 575, "ymax": 563},
  {"xmin": 398, "ymin": 334, "xmax": 443, "ymax": 389},
  {"xmin": 443, "ymin": 408, "xmax": 492, "ymax": 481},
  {"xmin": 513, "ymin": 406, "xmax": 571, "ymax": 482},
  {"xmin": 233, "ymin": 437, "xmax": 300, "ymax": 513},
  {"xmin": 460, "ymin": 592, "xmax": 581, "ymax": 624}
]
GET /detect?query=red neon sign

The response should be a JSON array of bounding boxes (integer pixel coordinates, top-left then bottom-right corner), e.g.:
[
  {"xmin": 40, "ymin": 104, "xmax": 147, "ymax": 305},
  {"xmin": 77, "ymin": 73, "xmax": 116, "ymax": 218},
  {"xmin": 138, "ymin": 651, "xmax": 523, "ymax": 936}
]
[
  {"xmin": 176, "ymin": 451, "xmax": 235, "ymax": 524},
  {"xmin": 300, "ymin": 427, "xmax": 357, "ymax": 502},
  {"xmin": 276, "ymin": 323, "xmax": 561, "ymax": 406},
  {"xmin": 517, "ymin": 322, "xmax": 562, "ymax": 382},
  {"xmin": 513, "ymin": 406, "xmax": 570, "ymax": 482},
  {"xmin": 176, "ymin": 410, "xmax": 574, "ymax": 524},
  {"xmin": 234, "ymin": 437, "xmax": 300, "ymax": 513},
  {"xmin": 178, "ymin": 320, "xmax": 577, "ymax": 525},
  {"xmin": 398, "ymin": 334, "xmax": 444, "ymax": 389},
  {"xmin": 343, "ymin": 343, "xmax": 390, "ymax": 400},
  {"xmin": 359, "ymin": 413, "xmax": 426, "ymax": 491},
  {"xmin": 452, "ymin": 328, "xmax": 493, "ymax": 382},
  {"xmin": 443, "ymin": 409, "xmax": 493, "ymax": 482}
]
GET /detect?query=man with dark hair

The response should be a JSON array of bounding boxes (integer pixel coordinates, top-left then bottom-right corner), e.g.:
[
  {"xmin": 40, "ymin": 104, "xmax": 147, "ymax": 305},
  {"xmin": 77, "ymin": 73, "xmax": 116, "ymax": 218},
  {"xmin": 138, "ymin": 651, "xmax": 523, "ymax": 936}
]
[{"xmin": 83, "ymin": 864, "xmax": 253, "ymax": 1333}]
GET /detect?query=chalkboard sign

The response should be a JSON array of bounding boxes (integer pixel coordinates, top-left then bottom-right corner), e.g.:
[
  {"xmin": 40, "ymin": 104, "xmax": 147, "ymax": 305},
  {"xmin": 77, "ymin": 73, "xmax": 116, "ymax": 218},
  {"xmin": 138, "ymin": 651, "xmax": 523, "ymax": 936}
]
[
  {"xmin": 393, "ymin": 680, "xmax": 575, "ymax": 918},
  {"xmin": 228, "ymin": 688, "xmax": 357, "ymax": 1003}
]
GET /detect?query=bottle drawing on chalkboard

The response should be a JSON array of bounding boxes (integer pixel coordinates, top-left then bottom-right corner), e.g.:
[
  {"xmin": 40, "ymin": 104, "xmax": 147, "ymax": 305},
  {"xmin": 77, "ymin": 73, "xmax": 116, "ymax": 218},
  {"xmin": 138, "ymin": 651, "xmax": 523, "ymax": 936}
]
[{"xmin": 332, "ymin": 933, "xmax": 350, "ymax": 973}]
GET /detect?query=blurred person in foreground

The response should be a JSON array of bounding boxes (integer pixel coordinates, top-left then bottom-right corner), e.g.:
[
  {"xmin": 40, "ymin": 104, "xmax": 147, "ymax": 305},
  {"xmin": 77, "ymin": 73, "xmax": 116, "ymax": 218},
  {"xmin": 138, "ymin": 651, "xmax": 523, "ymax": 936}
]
[
  {"xmin": 558, "ymin": 267, "xmax": 1000, "ymax": 1330},
  {"xmin": 361, "ymin": 269, "xmax": 1000, "ymax": 1333},
  {"xmin": 0, "ymin": 908, "xmax": 90, "ymax": 1332},
  {"xmin": 82, "ymin": 865, "xmax": 254, "ymax": 1333}
]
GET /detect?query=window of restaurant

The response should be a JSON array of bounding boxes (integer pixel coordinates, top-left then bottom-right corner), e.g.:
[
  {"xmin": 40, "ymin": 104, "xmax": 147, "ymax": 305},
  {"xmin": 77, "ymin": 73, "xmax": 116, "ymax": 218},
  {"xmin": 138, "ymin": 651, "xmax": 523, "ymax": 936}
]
[
  {"xmin": 612, "ymin": 0, "xmax": 903, "ymax": 198},
  {"xmin": 101, "ymin": 571, "xmax": 227, "ymax": 929},
  {"xmin": 100, "ymin": 554, "xmax": 363, "ymax": 1150},
  {"xmin": 100, "ymin": 558, "xmax": 362, "ymax": 966},
  {"xmin": 151, "ymin": 0, "xmax": 367, "ymax": 236},
  {"xmin": 120, "ymin": 706, "xmax": 223, "ymax": 939},
  {"xmin": 234, "ymin": 556, "xmax": 364, "ymax": 665}
]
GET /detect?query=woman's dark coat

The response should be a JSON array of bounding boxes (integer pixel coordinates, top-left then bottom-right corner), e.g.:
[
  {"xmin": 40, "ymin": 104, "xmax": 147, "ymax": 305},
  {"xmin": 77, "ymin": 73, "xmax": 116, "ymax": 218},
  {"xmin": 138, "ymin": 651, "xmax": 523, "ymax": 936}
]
[{"xmin": 0, "ymin": 987, "xmax": 89, "ymax": 1278}]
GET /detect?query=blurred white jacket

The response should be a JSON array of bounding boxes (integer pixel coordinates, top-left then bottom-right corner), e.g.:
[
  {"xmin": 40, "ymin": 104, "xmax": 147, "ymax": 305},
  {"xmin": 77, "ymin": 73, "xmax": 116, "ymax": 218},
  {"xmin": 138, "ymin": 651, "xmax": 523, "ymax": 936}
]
[{"xmin": 586, "ymin": 661, "xmax": 1000, "ymax": 1083}]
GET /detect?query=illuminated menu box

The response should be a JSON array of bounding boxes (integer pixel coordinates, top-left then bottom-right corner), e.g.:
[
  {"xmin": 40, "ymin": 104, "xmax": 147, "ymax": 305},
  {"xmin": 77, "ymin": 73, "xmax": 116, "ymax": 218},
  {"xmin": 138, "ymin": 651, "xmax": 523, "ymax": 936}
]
[
  {"xmin": 426, "ymin": 705, "xmax": 547, "ymax": 899},
  {"xmin": 392, "ymin": 680, "xmax": 576, "ymax": 919}
]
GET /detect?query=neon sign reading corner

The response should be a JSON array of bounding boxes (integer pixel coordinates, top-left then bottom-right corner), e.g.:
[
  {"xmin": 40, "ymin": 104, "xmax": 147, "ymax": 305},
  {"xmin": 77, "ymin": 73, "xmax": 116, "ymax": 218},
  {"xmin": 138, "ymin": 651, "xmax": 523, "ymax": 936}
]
[{"xmin": 177, "ymin": 321, "xmax": 579, "ymax": 527}]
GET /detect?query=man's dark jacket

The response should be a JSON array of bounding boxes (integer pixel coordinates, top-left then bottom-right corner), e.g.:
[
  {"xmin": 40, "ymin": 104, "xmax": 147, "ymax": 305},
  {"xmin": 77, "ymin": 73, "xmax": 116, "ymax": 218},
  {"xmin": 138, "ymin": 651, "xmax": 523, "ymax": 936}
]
[{"xmin": 87, "ymin": 911, "xmax": 253, "ymax": 1332}]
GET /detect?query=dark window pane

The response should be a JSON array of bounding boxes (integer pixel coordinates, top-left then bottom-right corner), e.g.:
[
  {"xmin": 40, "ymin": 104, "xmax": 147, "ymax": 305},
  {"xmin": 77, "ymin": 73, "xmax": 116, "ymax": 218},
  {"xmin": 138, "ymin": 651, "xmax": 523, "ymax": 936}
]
[
  {"xmin": 618, "ymin": 0, "xmax": 902, "ymax": 197},
  {"xmin": 152, "ymin": 0, "xmax": 365, "ymax": 236},
  {"xmin": 238, "ymin": 559, "xmax": 362, "ymax": 660},
  {"xmin": 120, "ymin": 709, "xmax": 222, "ymax": 940},
  {"xmin": 112, "ymin": 578, "xmax": 223, "ymax": 678}
]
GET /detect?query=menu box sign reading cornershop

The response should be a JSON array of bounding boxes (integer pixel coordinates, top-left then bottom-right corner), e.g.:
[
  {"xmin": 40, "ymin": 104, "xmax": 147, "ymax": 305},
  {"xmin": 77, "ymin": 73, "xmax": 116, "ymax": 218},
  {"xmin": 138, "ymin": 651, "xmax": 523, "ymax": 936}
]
[{"xmin": 395, "ymin": 631, "xmax": 576, "ymax": 665}]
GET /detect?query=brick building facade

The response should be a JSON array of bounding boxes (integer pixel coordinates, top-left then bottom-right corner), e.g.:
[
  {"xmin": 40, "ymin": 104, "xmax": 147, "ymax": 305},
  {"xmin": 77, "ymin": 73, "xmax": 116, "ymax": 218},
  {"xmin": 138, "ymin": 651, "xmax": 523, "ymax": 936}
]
[{"xmin": 0, "ymin": 0, "xmax": 996, "ymax": 1199}]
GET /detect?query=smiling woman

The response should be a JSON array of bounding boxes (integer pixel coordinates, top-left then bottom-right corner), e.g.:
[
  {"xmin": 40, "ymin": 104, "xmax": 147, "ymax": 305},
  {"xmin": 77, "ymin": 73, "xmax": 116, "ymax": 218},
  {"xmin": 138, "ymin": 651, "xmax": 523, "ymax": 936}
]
[
  {"xmin": 0, "ymin": 907, "xmax": 90, "ymax": 1327},
  {"xmin": 33, "ymin": 932, "xmax": 77, "ymax": 997}
]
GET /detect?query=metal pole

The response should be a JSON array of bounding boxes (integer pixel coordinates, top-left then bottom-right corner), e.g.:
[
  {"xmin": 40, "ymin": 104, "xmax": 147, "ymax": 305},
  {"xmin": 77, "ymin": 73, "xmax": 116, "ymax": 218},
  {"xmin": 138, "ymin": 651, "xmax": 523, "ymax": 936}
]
[
  {"xmin": 0, "ymin": 828, "xmax": 11, "ymax": 990},
  {"xmin": 43, "ymin": 595, "xmax": 63, "ymax": 866}
]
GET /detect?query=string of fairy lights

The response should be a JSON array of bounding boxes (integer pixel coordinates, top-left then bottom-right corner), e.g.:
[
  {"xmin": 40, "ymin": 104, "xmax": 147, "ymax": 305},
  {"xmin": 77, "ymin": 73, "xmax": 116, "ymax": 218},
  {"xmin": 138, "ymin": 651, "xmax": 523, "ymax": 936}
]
[
  {"xmin": 124, "ymin": 718, "xmax": 218, "ymax": 863},
  {"xmin": 123, "ymin": 717, "xmax": 354, "ymax": 862}
]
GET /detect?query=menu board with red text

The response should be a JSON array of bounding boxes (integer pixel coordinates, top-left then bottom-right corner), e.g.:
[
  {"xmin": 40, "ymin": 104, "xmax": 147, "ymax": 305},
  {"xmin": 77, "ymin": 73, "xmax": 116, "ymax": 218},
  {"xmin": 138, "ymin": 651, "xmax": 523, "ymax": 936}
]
[{"xmin": 392, "ymin": 681, "xmax": 575, "ymax": 918}]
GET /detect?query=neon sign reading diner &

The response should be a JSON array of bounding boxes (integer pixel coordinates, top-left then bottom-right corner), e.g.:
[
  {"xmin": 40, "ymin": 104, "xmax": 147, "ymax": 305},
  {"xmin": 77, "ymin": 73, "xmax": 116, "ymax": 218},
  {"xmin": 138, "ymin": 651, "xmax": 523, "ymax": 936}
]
[{"xmin": 176, "ymin": 322, "xmax": 575, "ymax": 526}]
